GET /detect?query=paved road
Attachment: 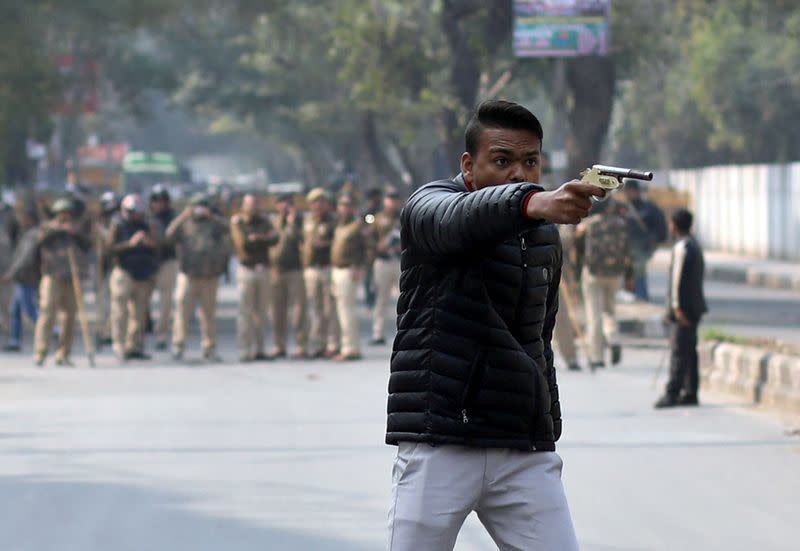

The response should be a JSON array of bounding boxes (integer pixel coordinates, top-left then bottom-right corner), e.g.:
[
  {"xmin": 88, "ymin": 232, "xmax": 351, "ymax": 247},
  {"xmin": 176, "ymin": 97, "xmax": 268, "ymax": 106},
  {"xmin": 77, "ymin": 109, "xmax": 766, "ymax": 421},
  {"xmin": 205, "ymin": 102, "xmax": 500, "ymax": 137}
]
[{"xmin": 0, "ymin": 278, "xmax": 798, "ymax": 550}]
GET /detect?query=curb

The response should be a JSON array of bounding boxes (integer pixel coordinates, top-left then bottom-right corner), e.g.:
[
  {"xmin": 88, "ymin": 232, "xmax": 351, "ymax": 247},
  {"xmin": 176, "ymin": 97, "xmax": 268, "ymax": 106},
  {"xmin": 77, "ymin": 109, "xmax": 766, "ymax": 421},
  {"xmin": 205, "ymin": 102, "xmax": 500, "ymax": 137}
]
[
  {"xmin": 700, "ymin": 341, "xmax": 800, "ymax": 413},
  {"xmin": 707, "ymin": 265, "xmax": 800, "ymax": 292},
  {"xmin": 761, "ymin": 354, "xmax": 800, "ymax": 414}
]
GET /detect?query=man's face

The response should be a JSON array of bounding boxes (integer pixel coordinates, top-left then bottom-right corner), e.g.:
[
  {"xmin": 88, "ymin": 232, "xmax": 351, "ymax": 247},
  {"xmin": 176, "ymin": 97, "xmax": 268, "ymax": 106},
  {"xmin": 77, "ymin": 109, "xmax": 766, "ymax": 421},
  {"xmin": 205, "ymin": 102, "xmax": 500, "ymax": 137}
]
[
  {"xmin": 624, "ymin": 187, "xmax": 641, "ymax": 202},
  {"xmin": 56, "ymin": 211, "xmax": 72, "ymax": 224},
  {"xmin": 460, "ymin": 127, "xmax": 542, "ymax": 190},
  {"xmin": 126, "ymin": 209, "xmax": 143, "ymax": 222},
  {"xmin": 241, "ymin": 195, "xmax": 257, "ymax": 217},
  {"xmin": 337, "ymin": 201, "xmax": 354, "ymax": 219},
  {"xmin": 151, "ymin": 199, "xmax": 166, "ymax": 214},
  {"xmin": 276, "ymin": 199, "xmax": 290, "ymax": 215},
  {"xmin": 311, "ymin": 198, "xmax": 329, "ymax": 217},
  {"xmin": 383, "ymin": 196, "xmax": 400, "ymax": 214},
  {"xmin": 668, "ymin": 218, "xmax": 677, "ymax": 238}
]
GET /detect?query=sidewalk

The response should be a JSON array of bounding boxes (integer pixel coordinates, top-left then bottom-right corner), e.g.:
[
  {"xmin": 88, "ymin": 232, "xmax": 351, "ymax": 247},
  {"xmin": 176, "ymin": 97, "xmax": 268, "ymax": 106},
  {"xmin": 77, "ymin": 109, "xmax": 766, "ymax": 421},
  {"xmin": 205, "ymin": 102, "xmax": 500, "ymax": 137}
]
[{"xmin": 650, "ymin": 248, "xmax": 800, "ymax": 292}]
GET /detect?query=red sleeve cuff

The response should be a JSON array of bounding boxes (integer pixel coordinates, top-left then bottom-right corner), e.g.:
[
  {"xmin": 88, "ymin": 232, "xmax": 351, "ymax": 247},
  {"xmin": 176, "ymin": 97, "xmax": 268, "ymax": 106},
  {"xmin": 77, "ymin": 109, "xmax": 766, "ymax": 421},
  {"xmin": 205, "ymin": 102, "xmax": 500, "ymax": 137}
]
[{"xmin": 521, "ymin": 190, "xmax": 540, "ymax": 219}]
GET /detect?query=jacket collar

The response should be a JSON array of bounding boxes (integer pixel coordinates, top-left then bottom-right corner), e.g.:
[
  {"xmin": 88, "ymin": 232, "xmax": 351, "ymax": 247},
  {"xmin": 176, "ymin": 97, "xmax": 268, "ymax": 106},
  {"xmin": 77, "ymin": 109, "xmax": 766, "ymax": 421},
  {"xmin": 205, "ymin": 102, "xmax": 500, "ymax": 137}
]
[{"xmin": 453, "ymin": 173, "xmax": 474, "ymax": 192}]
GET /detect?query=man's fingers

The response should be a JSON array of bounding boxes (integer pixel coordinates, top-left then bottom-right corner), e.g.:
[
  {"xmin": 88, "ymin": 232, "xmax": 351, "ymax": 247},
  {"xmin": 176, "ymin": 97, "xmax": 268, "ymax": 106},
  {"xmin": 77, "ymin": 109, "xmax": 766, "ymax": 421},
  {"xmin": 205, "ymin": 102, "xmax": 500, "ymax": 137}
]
[{"xmin": 569, "ymin": 182, "xmax": 607, "ymax": 199}]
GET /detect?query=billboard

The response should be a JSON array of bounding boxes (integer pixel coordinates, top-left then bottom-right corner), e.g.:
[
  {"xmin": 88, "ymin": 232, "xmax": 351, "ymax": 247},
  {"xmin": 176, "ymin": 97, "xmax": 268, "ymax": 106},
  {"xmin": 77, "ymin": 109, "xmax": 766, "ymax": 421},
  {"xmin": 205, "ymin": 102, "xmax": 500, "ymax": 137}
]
[{"xmin": 513, "ymin": 1, "xmax": 610, "ymax": 58}]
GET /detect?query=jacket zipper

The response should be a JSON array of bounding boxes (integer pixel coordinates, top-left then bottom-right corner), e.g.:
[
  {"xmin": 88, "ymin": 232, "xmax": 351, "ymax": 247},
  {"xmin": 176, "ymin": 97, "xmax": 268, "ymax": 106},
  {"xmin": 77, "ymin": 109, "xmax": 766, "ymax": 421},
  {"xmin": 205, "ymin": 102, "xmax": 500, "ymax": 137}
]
[
  {"xmin": 514, "ymin": 235, "xmax": 528, "ymax": 326},
  {"xmin": 517, "ymin": 234, "xmax": 538, "ymax": 450},
  {"xmin": 461, "ymin": 350, "xmax": 488, "ymax": 424}
]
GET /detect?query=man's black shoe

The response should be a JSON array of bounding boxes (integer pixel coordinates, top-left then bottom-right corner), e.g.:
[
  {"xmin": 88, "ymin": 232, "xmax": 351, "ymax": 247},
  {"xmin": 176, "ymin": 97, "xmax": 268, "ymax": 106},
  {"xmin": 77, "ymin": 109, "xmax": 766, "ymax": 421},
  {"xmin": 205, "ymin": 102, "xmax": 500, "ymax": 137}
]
[
  {"xmin": 3, "ymin": 343, "xmax": 21, "ymax": 352},
  {"xmin": 677, "ymin": 394, "xmax": 699, "ymax": 406},
  {"xmin": 203, "ymin": 349, "xmax": 222, "ymax": 363},
  {"xmin": 611, "ymin": 344, "xmax": 622, "ymax": 366},
  {"xmin": 590, "ymin": 362, "xmax": 606, "ymax": 372},
  {"xmin": 124, "ymin": 351, "xmax": 152, "ymax": 361},
  {"xmin": 369, "ymin": 338, "xmax": 386, "ymax": 346},
  {"xmin": 654, "ymin": 394, "xmax": 680, "ymax": 409},
  {"xmin": 155, "ymin": 341, "xmax": 168, "ymax": 351},
  {"xmin": 567, "ymin": 363, "xmax": 581, "ymax": 372},
  {"xmin": 254, "ymin": 352, "xmax": 272, "ymax": 361}
]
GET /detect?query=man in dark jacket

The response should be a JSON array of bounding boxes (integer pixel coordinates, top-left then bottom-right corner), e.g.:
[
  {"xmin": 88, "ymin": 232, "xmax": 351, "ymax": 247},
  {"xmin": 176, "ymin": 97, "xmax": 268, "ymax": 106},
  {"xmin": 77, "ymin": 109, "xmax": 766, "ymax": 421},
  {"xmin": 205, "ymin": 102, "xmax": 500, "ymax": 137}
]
[
  {"xmin": 107, "ymin": 194, "xmax": 160, "ymax": 361},
  {"xmin": 623, "ymin": 180, "xmax": 667, "ymax": 301},
  {"xmin": 386, "ymin": 100, "xmax": 603, "ymax": 550},
  {"xmin": 655, "ymin": 209, "xmax": 707, "ymax": 408},
  {"xmin": 2, "ymin": 208, "xmax": 40, "ymax": 352}
]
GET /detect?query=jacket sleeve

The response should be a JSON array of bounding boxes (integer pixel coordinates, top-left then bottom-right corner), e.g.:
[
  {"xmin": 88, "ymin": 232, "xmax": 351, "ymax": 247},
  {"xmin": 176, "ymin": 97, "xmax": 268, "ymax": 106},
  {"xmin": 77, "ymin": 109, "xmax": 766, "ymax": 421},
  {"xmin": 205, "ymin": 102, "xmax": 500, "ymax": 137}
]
[
  {"xmin": 165, "ymin": 213, "xmax": 187, "ymax": 242},
  {"xmin": 229, "ymin": 216, "xmax": 247, "ymax": 260},
  {"xmin": 402, "ymin": 181, "xmax": 543, "ymax": 256},
  {"xmin": 4, "ymin": 231, "xmax": 36, "ymax": 281},
  {"xmin": 542, "ymin": 244, "xmax": 563, "ymax": 441}
]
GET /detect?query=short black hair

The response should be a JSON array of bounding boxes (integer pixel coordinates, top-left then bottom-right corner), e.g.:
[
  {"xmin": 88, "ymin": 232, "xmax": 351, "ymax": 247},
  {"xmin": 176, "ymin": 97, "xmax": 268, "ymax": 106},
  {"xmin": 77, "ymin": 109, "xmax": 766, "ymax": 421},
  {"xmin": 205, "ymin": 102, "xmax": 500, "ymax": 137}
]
[
  {"xmin": 465, "ymin": 100, "xmax": 544, "ymax": 157},
  {"xmin": 671, "ymin": 208, "xmax": 693, "ymax": 233}
]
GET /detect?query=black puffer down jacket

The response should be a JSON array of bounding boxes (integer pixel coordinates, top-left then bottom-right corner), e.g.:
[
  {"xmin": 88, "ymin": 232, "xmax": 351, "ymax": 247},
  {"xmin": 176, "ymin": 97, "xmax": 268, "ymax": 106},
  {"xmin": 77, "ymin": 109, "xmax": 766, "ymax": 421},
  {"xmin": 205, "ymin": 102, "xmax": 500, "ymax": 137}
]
[{"xmin": 386, "ymin": 175, "xmax": 563, "ymax": 452}]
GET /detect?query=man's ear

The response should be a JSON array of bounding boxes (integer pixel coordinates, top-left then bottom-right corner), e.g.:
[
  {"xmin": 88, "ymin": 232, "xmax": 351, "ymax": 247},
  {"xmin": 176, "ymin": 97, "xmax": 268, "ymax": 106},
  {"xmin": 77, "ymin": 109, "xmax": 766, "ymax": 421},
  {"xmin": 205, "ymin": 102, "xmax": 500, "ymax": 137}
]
[{"xmin": 460, "ymin": 152, "xmax": 474, "ymax": 185}]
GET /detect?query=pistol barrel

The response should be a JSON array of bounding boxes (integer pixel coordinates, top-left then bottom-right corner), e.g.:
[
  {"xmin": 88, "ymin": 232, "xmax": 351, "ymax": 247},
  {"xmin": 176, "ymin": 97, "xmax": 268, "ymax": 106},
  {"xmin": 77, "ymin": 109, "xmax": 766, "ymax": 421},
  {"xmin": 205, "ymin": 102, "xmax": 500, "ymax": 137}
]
[{"xmin": 592, "ymin": 164, "xmax": 654, "ymax": 181}]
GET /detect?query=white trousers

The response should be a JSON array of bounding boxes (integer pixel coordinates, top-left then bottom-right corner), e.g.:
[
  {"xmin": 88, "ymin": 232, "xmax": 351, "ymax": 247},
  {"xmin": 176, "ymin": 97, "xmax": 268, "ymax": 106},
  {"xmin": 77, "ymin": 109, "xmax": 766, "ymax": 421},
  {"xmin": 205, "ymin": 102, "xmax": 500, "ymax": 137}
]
[{"xmin": 388, "ymin": 443, "xmax": 579, "ymax": 551}]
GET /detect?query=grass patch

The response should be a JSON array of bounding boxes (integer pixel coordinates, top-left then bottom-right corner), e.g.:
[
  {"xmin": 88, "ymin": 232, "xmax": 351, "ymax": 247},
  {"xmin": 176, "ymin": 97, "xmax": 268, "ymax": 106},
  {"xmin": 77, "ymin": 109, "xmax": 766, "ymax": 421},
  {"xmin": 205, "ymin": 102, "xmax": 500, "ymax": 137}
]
[{"xmin": 702, "ymin": 327, "xmax": 800, "ymax": 356}]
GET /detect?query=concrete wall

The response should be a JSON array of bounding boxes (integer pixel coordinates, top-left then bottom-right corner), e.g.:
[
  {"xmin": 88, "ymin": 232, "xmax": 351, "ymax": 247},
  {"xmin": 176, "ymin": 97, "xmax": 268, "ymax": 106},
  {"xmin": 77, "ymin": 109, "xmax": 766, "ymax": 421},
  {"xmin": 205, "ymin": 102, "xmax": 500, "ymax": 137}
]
[
  {"xmin": 700, "ymin": 340, "xmax": 800, "ymax": 414},
  {"xmin": 668, "ymin": 163, "xmax": 800, "ymax": 260}
]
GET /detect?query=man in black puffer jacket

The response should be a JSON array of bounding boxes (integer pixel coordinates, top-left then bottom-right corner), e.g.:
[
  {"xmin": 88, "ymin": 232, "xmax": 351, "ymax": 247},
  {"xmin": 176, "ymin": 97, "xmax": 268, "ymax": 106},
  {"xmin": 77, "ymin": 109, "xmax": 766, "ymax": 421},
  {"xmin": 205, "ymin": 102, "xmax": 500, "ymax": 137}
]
[{"xmin": 386, "ymin": 101, "xmax": 604, "ymax": 551}]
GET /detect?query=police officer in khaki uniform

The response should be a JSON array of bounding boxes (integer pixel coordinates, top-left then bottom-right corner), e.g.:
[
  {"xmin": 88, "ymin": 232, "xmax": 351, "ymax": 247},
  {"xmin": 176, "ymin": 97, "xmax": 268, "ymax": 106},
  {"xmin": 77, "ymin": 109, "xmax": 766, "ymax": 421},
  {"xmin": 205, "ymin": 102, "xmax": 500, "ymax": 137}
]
[
  {"xmin": 368, "ymin": 188, "xmax": 402, "ymax": 345},
  {"xmin": 94, "ymin": 192, "xmax": 120, "ymax": 348},
  {"xmin": 230, "ymin": 194, "xmax": 278, "ymax": 362},
  {"xmin": 270, "ymin": 193, "xmax": 307, "ymax": 359},
  {"xmin": 576, "ymin": 199, "xmax": 633, "ymax": 371},
  {"xmin": 554, "ymin": 224, "xmax": 582, "ymax": 371},
  {"xmin": 166, "ymin": 193, "xmax": 231, "ymax": 362},
  {"xmin": 33, "ymin": 198, "xmax": 91, "ymax": 366},
  {"xmin": 331, "ymin": 194, "xmax": 367, "ymax": 361},
  {"xmin": 107, "ymin": 194, "xmax": 160, "ymax": 361},
  {"xmin": 302, "ymin": 188, "xmax": 340, "ymax": 358}
]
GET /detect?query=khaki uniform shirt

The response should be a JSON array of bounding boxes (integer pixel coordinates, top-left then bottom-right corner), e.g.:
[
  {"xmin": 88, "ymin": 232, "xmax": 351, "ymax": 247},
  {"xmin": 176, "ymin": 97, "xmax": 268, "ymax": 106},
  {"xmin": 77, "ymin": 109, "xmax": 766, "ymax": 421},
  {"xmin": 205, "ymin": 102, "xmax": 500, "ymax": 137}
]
[
  {"xmin": 302, "ymin": 213, "xmax": 336, "ymax": 268},
  {"xmin": 331, "ymin": 217, "xmax": 368, "ymax": 268}
]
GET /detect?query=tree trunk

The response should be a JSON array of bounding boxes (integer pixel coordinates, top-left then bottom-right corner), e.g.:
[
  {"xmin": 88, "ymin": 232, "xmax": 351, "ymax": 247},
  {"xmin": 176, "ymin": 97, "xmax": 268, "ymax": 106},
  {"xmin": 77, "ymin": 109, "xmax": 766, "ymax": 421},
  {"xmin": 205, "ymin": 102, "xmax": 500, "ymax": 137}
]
[
  {"xmin": 564, "ymin": 57, "xmax": 616, "ymax": 180},
  {"xmin": 360, "ymin": 111, "xmax": 403, "ymax": 187},
  {"xmin": 440, "ymin": 0, "xmax": 483, "ymax": 173}
]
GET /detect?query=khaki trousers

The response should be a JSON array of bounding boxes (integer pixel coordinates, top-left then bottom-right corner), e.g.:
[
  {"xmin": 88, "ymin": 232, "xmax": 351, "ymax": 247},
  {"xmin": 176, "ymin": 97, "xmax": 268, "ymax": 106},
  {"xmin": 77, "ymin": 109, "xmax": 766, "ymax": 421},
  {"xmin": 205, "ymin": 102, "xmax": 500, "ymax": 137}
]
[
  {"xmin": 581, "ymin": 267, "xmax": 620, "ymax": 364},
  {"xmin": 388, "ymin": 443, "xmax": 579, "ymax": 551},
  {"xmin": 554, "ymin": 288, "xmax": 578, "ymax": 365},
  {"xmin": 271, "ymin": 269, "xmax": 307, "ymax": 355},
  {"xmin": 153, "ymin": 258, "xmax": 178, "ymax": 344},
  {"xmin": 237, "ymin": 264, "xmax": 271, "ymax": 357},
  {"xmin": 95, "ymin": 272, "xmax": 111, "ymax": 339},
  {"xmin": 304, "ymin": 266, "xmax": 339, "ymax": 354},
  {"xmin": 109, "ymin": 267, "xmax": 153, "ymax": 356},
  {"xmin": 371, "ymin": 258, "xmax": 400, "ymax": 340},
  {"xmin": 34, "ymin": 275, "xmax": 76, "ymax": 361},
  {"xmin": 331, "ymin": 267, "xmax": 361, "ymax": 357},
  {"xmin": 173, "ymin": 273, "xmax": 219, "ymax": 353}
]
